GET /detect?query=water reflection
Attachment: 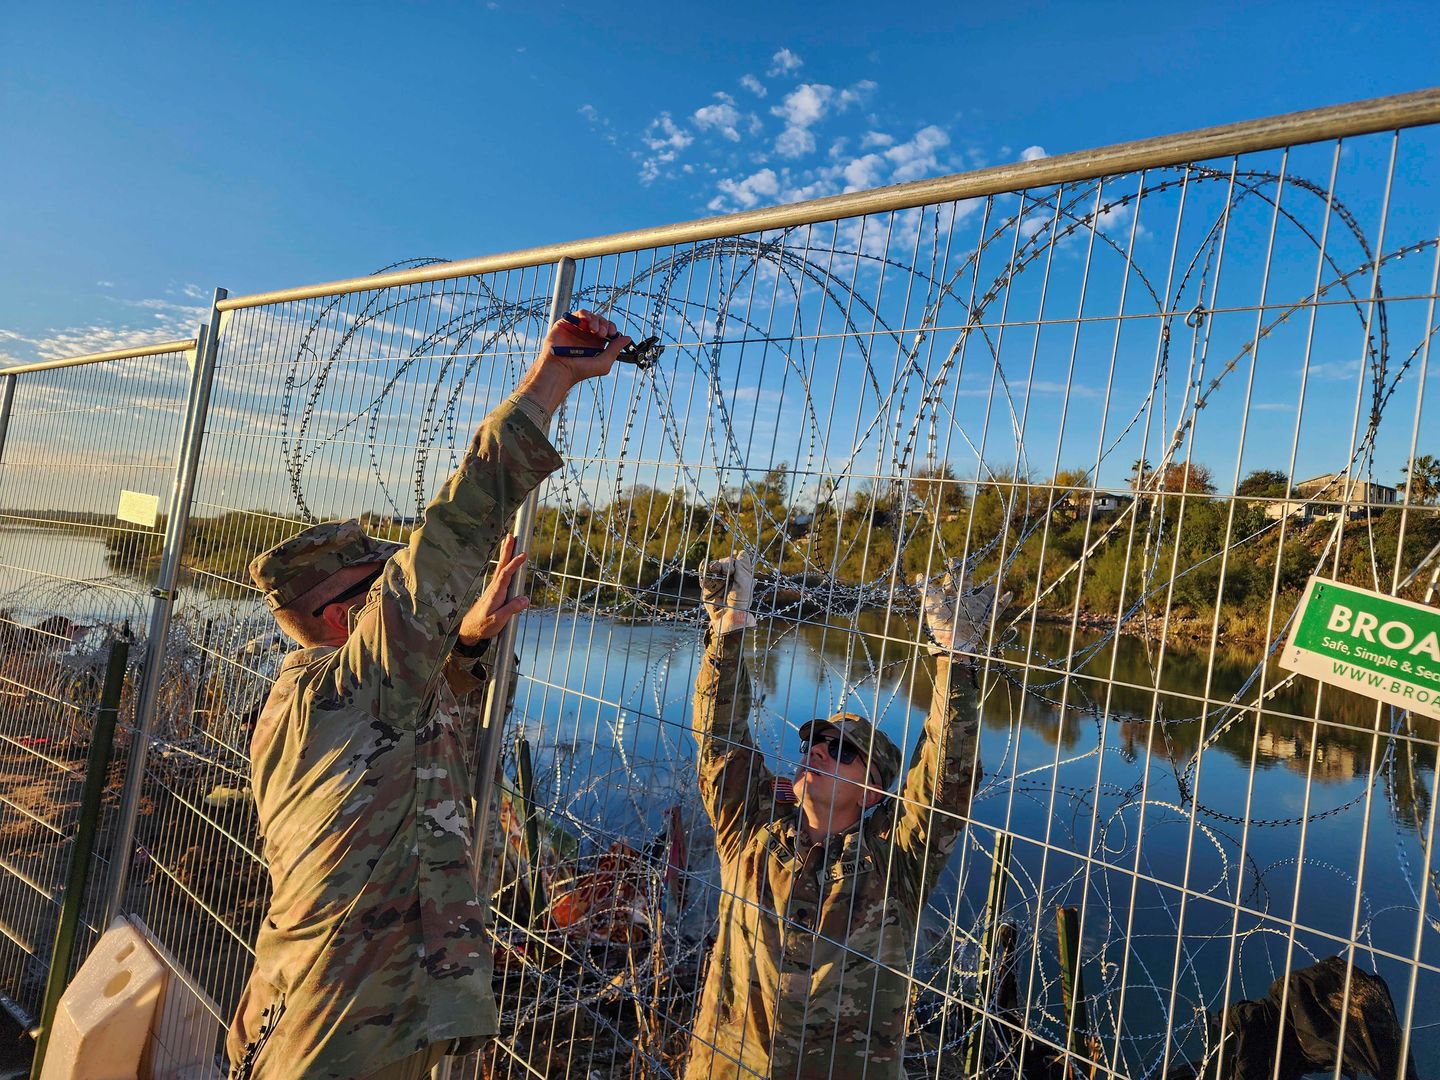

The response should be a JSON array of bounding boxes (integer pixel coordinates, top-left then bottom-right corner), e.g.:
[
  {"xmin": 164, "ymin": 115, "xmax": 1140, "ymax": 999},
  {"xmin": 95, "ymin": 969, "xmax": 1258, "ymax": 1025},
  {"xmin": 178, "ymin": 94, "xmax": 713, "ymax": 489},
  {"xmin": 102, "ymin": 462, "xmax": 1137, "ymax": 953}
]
[
  {"xmin": 4, "ymin": 527, "xmax": 1436, "ymax": 1073},
  {"xmin": 773, "ymin": 608, "xmax": 1437, "ymax": 797},
  {"xmin": 514, "ymin": 604, "xmax": 1438, "ymax": 1070}
]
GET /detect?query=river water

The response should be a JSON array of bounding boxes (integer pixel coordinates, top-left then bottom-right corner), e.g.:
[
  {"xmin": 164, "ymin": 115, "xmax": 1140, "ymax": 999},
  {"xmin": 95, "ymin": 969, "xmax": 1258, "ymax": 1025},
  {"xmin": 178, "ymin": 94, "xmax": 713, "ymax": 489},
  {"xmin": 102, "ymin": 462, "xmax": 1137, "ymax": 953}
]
[
  {"xmin": 0, "ymin": 525, "xmax": 156, "ymax": 624},
  {"xmin": 4, "ymin": 526, "xmax": 1436, "ymax": 1069},
  {"xmin": 508, "ymin": 609, "xmax": 1440, "ymax": 1070}
]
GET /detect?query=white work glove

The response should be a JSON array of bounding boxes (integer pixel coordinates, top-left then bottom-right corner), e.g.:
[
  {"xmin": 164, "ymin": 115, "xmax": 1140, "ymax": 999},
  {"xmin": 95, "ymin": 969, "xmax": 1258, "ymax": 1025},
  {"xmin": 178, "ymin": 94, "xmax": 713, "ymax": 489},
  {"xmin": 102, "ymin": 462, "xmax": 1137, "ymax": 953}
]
[
  {"xmin": 701, "ymin": 554, "xmax": 757, "ymax": 635},
  {"xmin": 917, "ymin": 563, "xmax": 1012, "ymax": 655}
]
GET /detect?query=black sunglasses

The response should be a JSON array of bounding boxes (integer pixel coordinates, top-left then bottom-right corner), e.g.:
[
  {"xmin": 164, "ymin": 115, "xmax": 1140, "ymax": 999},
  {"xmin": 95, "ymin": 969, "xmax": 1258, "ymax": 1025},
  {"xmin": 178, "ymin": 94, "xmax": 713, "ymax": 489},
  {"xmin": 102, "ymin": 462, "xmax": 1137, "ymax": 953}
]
[
  {"xmin": 801, "ymin": 735, "xmax": 864, "ymax": 767},
  {"xmin": 312, "ymin": 567, "xmax": 383, "ymax": 617}
]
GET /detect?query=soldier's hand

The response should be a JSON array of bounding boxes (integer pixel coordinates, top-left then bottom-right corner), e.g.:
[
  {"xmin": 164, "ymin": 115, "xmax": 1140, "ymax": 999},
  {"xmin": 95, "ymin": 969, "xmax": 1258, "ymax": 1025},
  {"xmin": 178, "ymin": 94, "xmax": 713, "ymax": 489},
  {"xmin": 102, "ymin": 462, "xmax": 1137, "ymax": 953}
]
[
  {"xmin": 917, "ymin": 561, "xmax": 1011, "ymax": 654},
  {"xmin": 517, "ymin": 310, "xmax": 631, "ymax": 415},
  {"xmin": 459, "ymin": 535, "xmax": 530, "ymax": 643},
  {"xmin": 700, "ymin": 554, "xmax": 757, "ymax": 636},
  {"xmin": 548, "ymin": 310, "xmax": 631, "ymax": 380}
]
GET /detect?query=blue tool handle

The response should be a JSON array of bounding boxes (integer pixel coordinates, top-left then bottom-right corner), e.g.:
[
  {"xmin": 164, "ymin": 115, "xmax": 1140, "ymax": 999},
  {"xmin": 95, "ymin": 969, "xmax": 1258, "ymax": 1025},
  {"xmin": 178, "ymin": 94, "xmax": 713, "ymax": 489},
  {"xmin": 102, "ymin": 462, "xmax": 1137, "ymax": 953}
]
[{"xmin": 554, "ymin": 313, "xmax": 657, "ymax": 367}]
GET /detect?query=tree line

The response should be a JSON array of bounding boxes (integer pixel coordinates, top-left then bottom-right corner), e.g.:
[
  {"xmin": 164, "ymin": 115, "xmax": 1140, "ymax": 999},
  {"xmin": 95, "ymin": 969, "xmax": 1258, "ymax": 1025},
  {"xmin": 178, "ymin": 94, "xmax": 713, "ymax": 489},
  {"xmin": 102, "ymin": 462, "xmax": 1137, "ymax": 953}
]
[{"xmin": 16, "ymin": 451, "xmax": 1427, "ymax": 647}]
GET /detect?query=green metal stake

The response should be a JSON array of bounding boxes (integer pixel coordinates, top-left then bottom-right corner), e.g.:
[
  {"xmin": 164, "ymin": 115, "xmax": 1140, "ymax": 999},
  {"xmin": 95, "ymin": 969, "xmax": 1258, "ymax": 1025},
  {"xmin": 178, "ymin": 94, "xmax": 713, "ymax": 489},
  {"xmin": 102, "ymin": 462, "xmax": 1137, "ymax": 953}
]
[
  {"xmin": 1056, "ymin": 905, "xmax": 1091, "ymax": 1077},
  {"xmin": 963, "ymin": 830, "xmax": 1013, "ymax": 1076},
  {"xmin": 31, "ymin": 636, "xmax": 130, "ymax": 1080},
  {"xmin": 513, "ymin": 735, "xmax": 548, "ymax": 924},
  {"xmin": 188, "ymin": 617, "xmax": 214, "ymax": 732}
]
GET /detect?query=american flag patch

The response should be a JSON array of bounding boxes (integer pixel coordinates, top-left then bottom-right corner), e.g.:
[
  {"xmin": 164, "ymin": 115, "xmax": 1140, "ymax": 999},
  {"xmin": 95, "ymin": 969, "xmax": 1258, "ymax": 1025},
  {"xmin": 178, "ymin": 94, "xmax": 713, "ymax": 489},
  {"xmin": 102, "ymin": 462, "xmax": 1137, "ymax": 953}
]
[{"xmin": 772, "ymin": 777, "xmax": 798, "ymax": 804}]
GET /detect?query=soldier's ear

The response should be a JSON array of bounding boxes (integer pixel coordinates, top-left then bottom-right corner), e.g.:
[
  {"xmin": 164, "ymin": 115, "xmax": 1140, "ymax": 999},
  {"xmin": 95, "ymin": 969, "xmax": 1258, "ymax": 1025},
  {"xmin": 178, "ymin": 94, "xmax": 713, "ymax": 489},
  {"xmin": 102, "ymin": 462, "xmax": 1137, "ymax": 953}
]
[
  {"xmin": 863, "ymin": 787, "xmax": 887, "ymax": 811},
  {"xmin": 319, "ymin": 602, "xmax": 351, "ymax": 640}
]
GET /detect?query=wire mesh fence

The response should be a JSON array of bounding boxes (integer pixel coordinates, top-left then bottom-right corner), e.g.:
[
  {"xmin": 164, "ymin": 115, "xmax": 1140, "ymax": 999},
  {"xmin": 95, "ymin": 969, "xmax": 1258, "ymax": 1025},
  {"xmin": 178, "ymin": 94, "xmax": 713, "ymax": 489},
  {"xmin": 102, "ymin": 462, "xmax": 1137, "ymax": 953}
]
[
  {"xmin": 0, "ymin": 346, "xmax": 193, "ymax": 1029},
  {"xmin": 1, "ymin": 92, "xmax": 1439, "ymax": 1080}
]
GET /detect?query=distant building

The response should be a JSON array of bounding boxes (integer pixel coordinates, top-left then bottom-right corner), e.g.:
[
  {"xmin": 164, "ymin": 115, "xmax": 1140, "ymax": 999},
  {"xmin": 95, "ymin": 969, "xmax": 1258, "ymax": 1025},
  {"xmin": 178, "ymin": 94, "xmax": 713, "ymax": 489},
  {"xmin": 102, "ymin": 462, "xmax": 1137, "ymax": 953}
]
[
  {"xmin": 1056, "ymin": 490, "xmax": 1134, "ymax": 519},
  {"xmin": 1272, "ymin": 473, "xmax": 1400, "ymax": 519},
  {"xmin": 1293, "ymin": 473, "xmax": 1398, "ymax": 507},
  {"xmin": 1263, "ymin": 499, "xmax": 1316, "ymax": 523},
  {"xmin": 1090, "ymin": 491, "xmax": 1134, "ymax": 514}
]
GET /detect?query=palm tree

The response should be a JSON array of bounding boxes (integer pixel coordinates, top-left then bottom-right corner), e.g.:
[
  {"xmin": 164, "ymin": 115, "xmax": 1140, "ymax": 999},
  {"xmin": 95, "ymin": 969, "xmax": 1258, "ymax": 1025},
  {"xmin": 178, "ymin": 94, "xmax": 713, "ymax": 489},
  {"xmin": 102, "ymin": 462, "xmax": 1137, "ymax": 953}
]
[
  {"xmin": 1400, "ymin": 454, "xmax": 1440, "ymax": 505},
  {"xmin": 1128, "ymin": 458, "xmax": 1152, "ymax": 492}
]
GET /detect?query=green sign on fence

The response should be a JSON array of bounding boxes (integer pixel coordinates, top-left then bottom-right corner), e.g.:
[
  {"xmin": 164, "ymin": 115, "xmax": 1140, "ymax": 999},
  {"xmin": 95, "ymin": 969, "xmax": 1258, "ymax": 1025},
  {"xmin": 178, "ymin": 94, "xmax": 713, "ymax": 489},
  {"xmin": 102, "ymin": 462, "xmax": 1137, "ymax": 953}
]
[{"xmin": 1281, "ymin": 576, "xmax": 1440, "ymax": 720}]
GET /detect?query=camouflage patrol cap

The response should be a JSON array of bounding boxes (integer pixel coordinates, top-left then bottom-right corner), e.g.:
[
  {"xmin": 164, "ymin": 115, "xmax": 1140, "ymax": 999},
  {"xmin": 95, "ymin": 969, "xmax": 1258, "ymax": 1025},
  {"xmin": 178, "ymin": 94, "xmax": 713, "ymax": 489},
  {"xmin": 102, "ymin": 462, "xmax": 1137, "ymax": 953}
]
[
  {"xmin": 798, "ymin": 713, "xmax": 902, "ymax": 790},
  {"xmin": 248, "ymin": 519, "xmax": 402, "ymax": 612}
]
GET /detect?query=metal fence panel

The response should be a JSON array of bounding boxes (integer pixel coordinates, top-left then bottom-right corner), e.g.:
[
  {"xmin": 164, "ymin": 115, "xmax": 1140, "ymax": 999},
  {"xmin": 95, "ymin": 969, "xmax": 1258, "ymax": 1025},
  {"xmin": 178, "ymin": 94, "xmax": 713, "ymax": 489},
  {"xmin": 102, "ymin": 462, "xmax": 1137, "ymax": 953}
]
[
  {"xmin": 492, "ymin": 133, "xmax": 1440, "ymax": 1079},
  {"xmin": 0, "ymin": 347, "xmax": 193, "ymax": 1028},
  {"xmin": 9, "ymin": 93, "xmax": 1440, "ymax": 1080},
  {"xmin": 110, "ymin": 263, "xmax": 572, "ymax": 1070}
]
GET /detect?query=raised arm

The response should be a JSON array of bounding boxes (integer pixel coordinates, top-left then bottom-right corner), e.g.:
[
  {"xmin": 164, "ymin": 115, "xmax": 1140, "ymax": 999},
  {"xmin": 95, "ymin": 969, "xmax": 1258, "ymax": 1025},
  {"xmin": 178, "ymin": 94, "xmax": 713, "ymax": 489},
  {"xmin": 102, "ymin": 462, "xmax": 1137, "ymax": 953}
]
[
  {"xmin": 889, "ymin": 565, "xmax": 1010, "ymax": 898},
  {"xmin": 692, "ymin": 555, "xmax": 772, "ymax": 858},
  {"xmin": 328, "ymin": 312, "xmax": 630, "ymax": 726}
]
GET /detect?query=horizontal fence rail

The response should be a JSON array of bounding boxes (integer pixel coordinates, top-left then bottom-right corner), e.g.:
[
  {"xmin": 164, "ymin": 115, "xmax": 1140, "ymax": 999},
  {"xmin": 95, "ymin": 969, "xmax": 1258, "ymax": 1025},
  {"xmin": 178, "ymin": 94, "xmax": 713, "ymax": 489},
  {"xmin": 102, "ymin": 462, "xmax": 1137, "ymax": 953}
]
[
  {"xmin": 1, "ymin": 90, "xmax": 1438, "ymax": 1080},
  {"xmin": 215, "ymin": 89, "xmax": 1440, "ymax": 310}
]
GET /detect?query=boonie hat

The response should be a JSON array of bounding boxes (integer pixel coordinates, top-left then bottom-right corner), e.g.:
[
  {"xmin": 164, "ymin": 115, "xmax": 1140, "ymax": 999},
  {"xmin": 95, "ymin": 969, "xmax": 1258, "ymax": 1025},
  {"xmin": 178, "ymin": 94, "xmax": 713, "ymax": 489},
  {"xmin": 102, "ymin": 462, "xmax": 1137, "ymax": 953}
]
[
  {"xmin": 248, "ymin": 519, "xmax": 402, "ymax": 611},
  {"xmin": 798, "ymin": 713, "xmax": 902, "ymax": 790}
]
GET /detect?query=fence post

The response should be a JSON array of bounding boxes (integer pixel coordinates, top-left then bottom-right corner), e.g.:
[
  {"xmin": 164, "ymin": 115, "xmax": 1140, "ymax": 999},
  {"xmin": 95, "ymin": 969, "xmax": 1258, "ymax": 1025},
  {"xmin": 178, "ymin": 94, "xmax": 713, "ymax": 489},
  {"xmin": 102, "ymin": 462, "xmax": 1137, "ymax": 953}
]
[
  {"xmin": 100, "ymin": 289, "xmax": 227, "ymax": 927},
  {"xmin": 513, "ymin": 734, "xmax": 549, "ymax": 924},
  {"xmin": 434, "ymin": 258, "xmax": 575, "ymax": 1080},
  {"xmin": 0, "ymin": 373, "xmax": 16, "ymax": 463},
  {"xmin": 29, "ymin": 636, "xmax": 131, "ymax": 1079},
  {"xmin": 469, "ymin": 257, "xmax": 574, "ymax": 855},
  {"xmin": 1056, "ymin": 905, "xmax": 1092, "ymax": 1077},
  {"xmin": 963, "ymin": 830, "xmax": 1013, "ymax": 1075}
]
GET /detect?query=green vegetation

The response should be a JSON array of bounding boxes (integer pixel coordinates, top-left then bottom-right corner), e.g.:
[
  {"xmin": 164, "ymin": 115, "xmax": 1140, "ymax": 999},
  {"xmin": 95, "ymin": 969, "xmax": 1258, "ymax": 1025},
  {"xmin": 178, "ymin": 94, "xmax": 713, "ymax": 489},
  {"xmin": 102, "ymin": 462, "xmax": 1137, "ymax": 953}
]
[
  {"xmin": 526, "ymin": 460, "xmax": 1440, "ymax": 645},
  {"xmin": 11, "ymin": 454, "xmax": 1435, "ymax": 645},
  {"xmin": 1401, "ymin": 454, "xmax": 1440, "ymax": 505},
  {"xmin": 98, "ymin": 511, "xmax": 319, "ymax": 598}
]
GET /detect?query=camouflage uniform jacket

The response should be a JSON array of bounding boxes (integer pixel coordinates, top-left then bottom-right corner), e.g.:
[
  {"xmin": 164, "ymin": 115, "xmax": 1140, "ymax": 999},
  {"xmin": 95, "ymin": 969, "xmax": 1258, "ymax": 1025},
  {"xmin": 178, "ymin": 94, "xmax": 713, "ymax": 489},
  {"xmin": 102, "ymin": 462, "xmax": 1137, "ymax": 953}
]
[
  {"xmin": 226, "ymin": 399, "xmax": 562, "ymax": 1079},
  {"xmin": 685, "ymin": 631, "xmax": 978, "ymax": 1080}
]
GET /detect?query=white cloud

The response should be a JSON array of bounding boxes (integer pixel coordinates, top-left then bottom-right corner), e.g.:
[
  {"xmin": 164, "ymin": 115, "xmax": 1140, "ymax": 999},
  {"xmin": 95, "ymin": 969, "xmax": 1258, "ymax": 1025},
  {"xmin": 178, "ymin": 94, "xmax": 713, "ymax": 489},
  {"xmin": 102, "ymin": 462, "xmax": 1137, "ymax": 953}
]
[
  {"xmin": 769, "ymin": 81, "xmax": 874, "ymax": 161},
  {"xmin": 644, "ymin": 112, "xmax": 692, "ymax": 152},
  {"xmin": 708, "ymin": 118, "xmax": 962, "ymax": 213},
  {"xmin": 767, "ymin": 48, "xmax": 803, "ymax": 77},
  {"xmin": 1020, "ymin": 145, "xmax": 1048, "ymax": 162},
  {"xmin": 693, "ymin": 95, "xmax": 744, "ymax": 142},
  {"xmin": 0, "ymin": 311, "xmax": 202, "ymax": 366},
  {"xmin": 1307, "ymin": 358, "xmax": 1363, "ymax": 380},
  {"xmin": 638, "ymin": 112, "xmax": 694, "ymax": 183},
  {"xmin": 707, "ymin": 168, "xmax": 780, "ymax": 212},
  {"xmin": 775, "ymin": 125, "xmax": 816, "ymax": 159},
  {"xmin": 837, "ymin": 80, "xmax": 875, "ymax": 108},
  {"xmin": 579, "ymin": 103, "xmax": 617, "ymax": 145},
  {"xmin": 841, "ymin": 153, "xmax": 886, "ymax": 191},
  {"xmin": 777, "ymin": 174, "xmax": 834, "ymax": 204},
  {"xmin": 740, "ymin": 74, "xmax": 766, "ymax": 97},
  {"xmin": 1019, "ymin": 210, "xmax": 1050, "ymax": 239},
  {"xmin": 1083, "ymin": 198, "xmax": 1146, "ymax": 240},
  {"xmin": 1030, "ymin": 380, "xmax": 1099, "ymax": 397},
  {"xmin": 884, "ymin": 124, "xmax": 950, "ymax": 182},
  {"xmin": 772, "ymin": 83, "xmax": 834, "ymax": 129},
  {"xmin": 860, "ymin": 131, "xmax": 894, "ymax": 149},
  {"xmin": 96, "ymin": 280, "xmax": 115, "ymax": 288}
]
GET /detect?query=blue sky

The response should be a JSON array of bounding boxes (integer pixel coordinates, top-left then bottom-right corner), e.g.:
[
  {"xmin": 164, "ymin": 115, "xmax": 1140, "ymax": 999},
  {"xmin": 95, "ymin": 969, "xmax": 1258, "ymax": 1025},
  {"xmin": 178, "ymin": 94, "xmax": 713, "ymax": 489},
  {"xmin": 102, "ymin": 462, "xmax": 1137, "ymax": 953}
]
[{"xmin": 1, "ymin": 1, "xmax": 1436, "ymax": 362}]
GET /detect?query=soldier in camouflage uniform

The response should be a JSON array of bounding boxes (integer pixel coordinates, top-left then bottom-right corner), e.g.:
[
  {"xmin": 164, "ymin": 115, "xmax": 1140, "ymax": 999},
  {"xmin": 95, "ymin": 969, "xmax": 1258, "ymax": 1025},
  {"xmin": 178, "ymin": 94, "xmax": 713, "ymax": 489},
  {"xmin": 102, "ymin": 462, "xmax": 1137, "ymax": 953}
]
[
  {"xmin": 686, "ymin": 555, "xmax": 1009, "ymax": 1080},
  {"xmin": 225, "ymin": 312, "xmax": 631, "ymax": 1080}
]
